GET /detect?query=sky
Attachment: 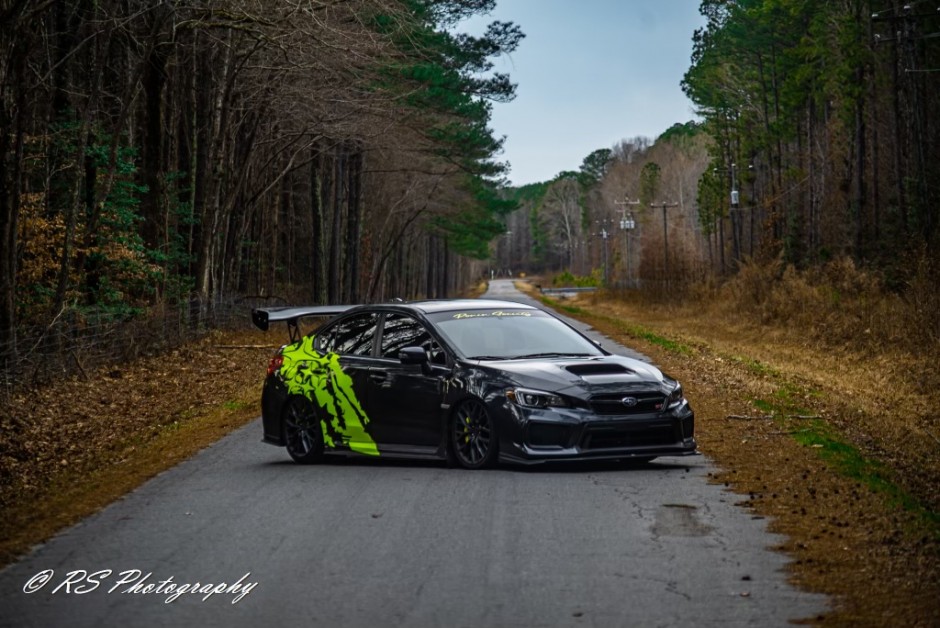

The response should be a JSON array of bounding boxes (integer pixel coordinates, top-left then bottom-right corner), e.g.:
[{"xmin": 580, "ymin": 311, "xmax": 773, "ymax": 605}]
[{"xmin": 461, "ymin": 1, "xmax": 706, "ymax": 186}]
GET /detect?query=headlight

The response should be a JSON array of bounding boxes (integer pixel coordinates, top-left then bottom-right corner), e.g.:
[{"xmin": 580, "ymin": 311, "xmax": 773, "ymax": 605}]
[
  {"xmin": 507, "ymin": 388, "xmax": 568, "ymax": 409},
  {"xmin": 666, "ymin": 384, "xmax": 685, "ymax": 409}
]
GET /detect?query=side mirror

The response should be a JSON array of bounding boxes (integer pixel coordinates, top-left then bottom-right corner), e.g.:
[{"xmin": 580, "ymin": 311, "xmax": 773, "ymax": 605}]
[
  {"xmin": 399, "ymin": 346, "xmax": 431, "ymax": 374},
  {"xmin": 399, "ymin": 346, "xmax": 428, "ymax": 364}
]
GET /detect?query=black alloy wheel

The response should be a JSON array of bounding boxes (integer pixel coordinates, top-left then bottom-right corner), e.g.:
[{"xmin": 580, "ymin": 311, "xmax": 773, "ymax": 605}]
[
  {"xmin": 451, "ymin": 398, "xmax": 498, "ymax": 469},
  {"xmin": 283, "ymin": 395, "xmax": 324, "ymax": 464}
]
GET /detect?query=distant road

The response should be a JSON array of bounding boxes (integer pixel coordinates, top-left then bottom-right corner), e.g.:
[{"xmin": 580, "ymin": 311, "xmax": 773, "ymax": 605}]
[
  {"xmin": 481, "ymin": 279, "xmax": 649, "ymax": 361},
  {"xmin": 0, "ymin": 280, "xmax": 826, "ymax": 626}
]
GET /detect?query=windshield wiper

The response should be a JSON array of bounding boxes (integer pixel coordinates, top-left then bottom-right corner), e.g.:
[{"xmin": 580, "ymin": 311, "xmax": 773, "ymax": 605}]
[
  {"xmin": 464, "ymin": 355, "xmax": 508, "ymax": 361},
  {"xmin": 511, "ymin": 352, "xmax": 596, "ymax": 359}
]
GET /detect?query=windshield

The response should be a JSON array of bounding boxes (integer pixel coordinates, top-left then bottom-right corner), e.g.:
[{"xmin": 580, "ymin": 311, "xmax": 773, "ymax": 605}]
[{"xmin": 428, "ymin": 308, "xmax": 603, "ymax": 360}]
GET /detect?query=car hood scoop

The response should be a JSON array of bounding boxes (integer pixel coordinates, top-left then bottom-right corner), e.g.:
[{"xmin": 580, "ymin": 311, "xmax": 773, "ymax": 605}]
[
  {"xmin": 565, "ymin": 363, "xmax": 633, "ymax": 377},
  {"xmin": 487, "ymin": 355, "xmax": 662, "ymax": 394}
]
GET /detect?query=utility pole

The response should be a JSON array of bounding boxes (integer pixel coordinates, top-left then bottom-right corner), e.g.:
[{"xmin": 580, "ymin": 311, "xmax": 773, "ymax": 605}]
[
  {"xmin": 615, "ymin": 198, "xmax": 640, "ymax": 288},
  {"xmin": 650, "ymin": 201, "xmax": 678, "ymax": 285},
  {"xmin": 731, "ymin": 162, "xmax": 741, "ymax": 262},
  {"xmin": 714, "ymin": 162, "xmax": 748, "ymax": 268},
  {"xmin": 593, "ymin": 219, "xmax": 612, "ymax": 287}
]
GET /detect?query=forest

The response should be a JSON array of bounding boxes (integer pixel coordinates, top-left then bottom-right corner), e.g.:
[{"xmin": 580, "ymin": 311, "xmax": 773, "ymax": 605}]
[
  {"xmin": 1, "ymin": 0, "xmax": 938, "ymax": 381},
  {"xmin": 502, "ymin": 0, "xmax": 938, "ymax": 297},
  {"xmin": 686, "ymin": 0, "xmax": 938, "ymax": 274},
  {"xmin": 0, "ymin": 0, "xmax": 521, "ymax": 377}
]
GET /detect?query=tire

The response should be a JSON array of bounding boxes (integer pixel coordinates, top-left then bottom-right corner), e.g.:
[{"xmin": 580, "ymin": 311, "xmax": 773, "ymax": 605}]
[
  {"xmin": 451, "ymin": 398, "xmax": 498, "ymax": 470},
  {"xmin": 282, "ymin": 395, "xmax": 324, "ymax": 464}
]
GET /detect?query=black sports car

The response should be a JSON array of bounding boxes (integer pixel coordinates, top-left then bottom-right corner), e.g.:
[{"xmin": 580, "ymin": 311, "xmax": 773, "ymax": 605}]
[{"xmin": 252, "ymin": 299, "xmax": 696, "ymax": 469}]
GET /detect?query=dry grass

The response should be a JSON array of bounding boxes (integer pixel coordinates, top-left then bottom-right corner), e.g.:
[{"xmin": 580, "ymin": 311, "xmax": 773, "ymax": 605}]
[
  {"xmin": 645, "ymin": 258, "xmax": 939, "ymax": 514},
  {"xmin": 710, "ymin": 255, "xmax": 939, "ymax": 369},
  {"xmin": 519, "ymin": 263, "xmax": 940, "ymax": 626},
  {"xmin": 592, "ymin": 299, "xmax": 937, "ymax": 507}
]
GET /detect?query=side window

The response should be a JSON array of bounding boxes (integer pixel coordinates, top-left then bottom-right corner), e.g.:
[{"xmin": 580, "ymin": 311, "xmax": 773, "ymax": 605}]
[
  {"xmin": 318, "ymin": 313, "xmax": 377, "ymax": 357},
  {"xmin": 380, "ymin": 314, "xmax": 445, "ymax": 364}
]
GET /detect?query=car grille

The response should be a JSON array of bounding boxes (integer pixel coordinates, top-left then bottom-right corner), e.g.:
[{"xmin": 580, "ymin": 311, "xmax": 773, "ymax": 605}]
[
  {"xmin": 580, "ymin": 423, "xmax": 677, "ymax": 450},
  {"xmin": 589, "ymin": 392, "xmax": 665, "ymax": 416}
]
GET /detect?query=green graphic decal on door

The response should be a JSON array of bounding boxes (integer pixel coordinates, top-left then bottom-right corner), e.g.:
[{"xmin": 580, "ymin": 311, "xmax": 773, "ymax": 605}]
[{"xmin": 279, "ymin": 336, "xmax": 379, "ymax": 456}]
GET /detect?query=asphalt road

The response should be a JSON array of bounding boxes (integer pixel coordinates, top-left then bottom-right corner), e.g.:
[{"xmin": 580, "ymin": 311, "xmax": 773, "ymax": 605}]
[{"xmin": 0, "ymin": 281, "xmax": 827, "ymax": 627}]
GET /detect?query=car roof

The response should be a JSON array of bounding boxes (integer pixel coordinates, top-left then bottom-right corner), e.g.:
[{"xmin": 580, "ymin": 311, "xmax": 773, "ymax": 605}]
[{"xmin": 373, "ymin": 299, "xmax": 538, "ymax": 315}]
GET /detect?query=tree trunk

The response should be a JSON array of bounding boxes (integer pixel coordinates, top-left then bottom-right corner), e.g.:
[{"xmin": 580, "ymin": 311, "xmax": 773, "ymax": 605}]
[
  {"xmin": 140, "ymin": 10, "xmax": 171, "ymax": 253},
  {"xmin": 0, "ymin": 34, "xmax": 27, "ymax": 372},
  {"xmin": 344, "ymin": 146, "xmax": 362, "ymax": 303},
  {"xmin": 195, "ymin": 31, "xmax": 234, "ymax": 319},
  {"xmin": 440, "ymin": 238, "xmax": 450, "ymax": 298},
  {"xmin": 425, "ymin": 235, "xmax": 436, "ymax": 299},
  {"xmin": 854, "ymin": 67, "xmax": 867, "ymax": 259},
  {"xmin": 328, "ymin": 149, "xmax": 345, "ymax": 303},
  {"xmin": 311, "ymin": 145, "xmax": 327, "ymax": 304}
]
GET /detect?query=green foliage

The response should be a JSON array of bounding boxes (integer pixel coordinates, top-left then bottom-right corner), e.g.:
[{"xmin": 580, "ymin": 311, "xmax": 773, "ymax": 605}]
[
  {"xmin": 409, "ymin": 0, "xmax": 498, "ymax": 27},
  {"xmin": 696, "ymin": 164, "xmax": 726, "ymax": 236},
  {"xmin": 752, "ymin": 392, "xmax": 940, "ymax": 530},
  {"xmin": 683, "ymin": 0, "xmax": 940, "ymax": 268},
  {"xmin": 578, "ymin": 148, "xmax": 612, "ymax": 187},
  {"xmin": 371, "ymin": 0, "xmax": 524, "ymax": 259},
  {"xmin": 433, "ymin": 209, "xmax": 504, "ymax": 259},
  {"xmin": 657, "ymin": 121, "xmax": 703, "ymax": 144},
  {"xmin": 575, "ymin": 148, "xmax": 613, "ymax": 222},
  {"xmin": 529, "ymin": 204, "xmax": 548, "ymax": 264},
  {"xmin": 501, "ymin": 181, "xmax": 555, "ymax": 268},
  {"xmin": 618, "ymin": 322, "xmax": 693, "ymax": 356},
  {"xmin": 506, "ymin": 181, "xmax": 550, "ymax": 205},
  {"xmin": 551, "ymin": 270, "xmax": 600, "ymax": 288},
  {"xmin": 15, "ymin": 126, "xmax": 161, "ymax": 322},
  {"xmin": 82, "ymin": 141, "xmax": 159, "ymax": 317},
  {"xmin": 158, "ymin": 171, "xmax": 197, "ymax": 302},
  {"xmin": 433, "ymin": 177, "xmax": 517, "ymax": 259},
  {"xmin": 375, "ymin": 1, "xmax": 522, "ymax": 178},
  {"xmin": 639, "ymin": 162, "xmax": 661, "ymax": 205}
]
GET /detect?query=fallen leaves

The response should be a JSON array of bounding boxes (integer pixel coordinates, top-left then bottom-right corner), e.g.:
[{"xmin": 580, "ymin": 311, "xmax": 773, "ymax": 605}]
[{"xmin": 0, "ymin": 329, "xmax": 271, "ymax": 516}]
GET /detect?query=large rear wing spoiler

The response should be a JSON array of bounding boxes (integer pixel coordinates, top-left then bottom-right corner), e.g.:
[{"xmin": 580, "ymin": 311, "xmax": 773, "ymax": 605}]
[{"xmin": 252, "ymin": 305, "xmax": 357, "ymax": 342}]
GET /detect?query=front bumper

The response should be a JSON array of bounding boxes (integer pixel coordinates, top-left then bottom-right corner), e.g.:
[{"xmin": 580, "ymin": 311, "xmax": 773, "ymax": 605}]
[{"xmin": 497, "ymin": 401, "xmax": 697, "ymax": 464}]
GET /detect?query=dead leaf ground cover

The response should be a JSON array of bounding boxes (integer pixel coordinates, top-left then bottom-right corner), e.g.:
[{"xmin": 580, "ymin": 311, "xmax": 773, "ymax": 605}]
[
  {"xmin": 516, "ymin": 281, "xmax": 939, "ymax": 626},
  {"xmin": 0, "ymin": 329, "xmax": 275, "ymax": 566}
]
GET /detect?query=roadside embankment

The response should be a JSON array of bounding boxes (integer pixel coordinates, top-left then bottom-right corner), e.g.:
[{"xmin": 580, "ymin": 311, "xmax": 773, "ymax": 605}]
[{"xmin": 516, "ymin": 280, "xmax": 939, "ymax": 626}]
